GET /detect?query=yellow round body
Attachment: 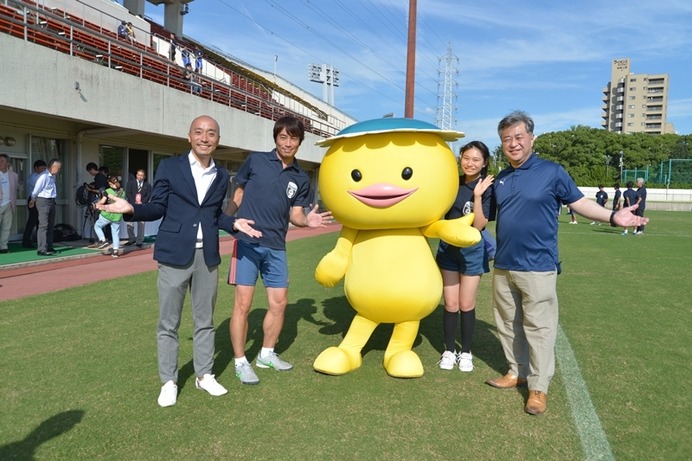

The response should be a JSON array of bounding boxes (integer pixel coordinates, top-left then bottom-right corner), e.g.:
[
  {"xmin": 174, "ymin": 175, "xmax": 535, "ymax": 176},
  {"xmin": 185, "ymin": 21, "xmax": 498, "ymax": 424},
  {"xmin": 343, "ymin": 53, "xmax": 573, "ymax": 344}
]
[{"xmin": 344, "ymin": 228, "xmax": 443, "ymax": 323}]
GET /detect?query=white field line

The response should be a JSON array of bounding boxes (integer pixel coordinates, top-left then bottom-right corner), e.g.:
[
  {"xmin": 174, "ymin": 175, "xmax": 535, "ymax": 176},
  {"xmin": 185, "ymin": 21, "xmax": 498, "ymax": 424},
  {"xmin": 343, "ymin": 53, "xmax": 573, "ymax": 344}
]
[{"xmin": 556, "ymin": 325, "xmax": 615, "ymax": 461}]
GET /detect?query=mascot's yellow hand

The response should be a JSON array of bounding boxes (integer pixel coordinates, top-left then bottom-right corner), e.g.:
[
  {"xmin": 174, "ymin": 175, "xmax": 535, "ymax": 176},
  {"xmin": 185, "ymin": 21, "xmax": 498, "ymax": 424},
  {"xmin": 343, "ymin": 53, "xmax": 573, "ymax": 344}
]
[
  {"xmin": 315, "ymin": 251, "xmax": 348, "ymax": 287},
  {"xmin": 423, "ymin": 213, "xmax": 481, "ymax": 248}
]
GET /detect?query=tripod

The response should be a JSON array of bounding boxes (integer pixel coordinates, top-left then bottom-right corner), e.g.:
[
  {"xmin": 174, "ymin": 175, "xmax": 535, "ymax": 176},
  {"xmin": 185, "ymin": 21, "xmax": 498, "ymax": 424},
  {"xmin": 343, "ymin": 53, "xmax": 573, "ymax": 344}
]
[{"xmin": 81, "ymin": 205, "xmax": 99, "ymax": 243}]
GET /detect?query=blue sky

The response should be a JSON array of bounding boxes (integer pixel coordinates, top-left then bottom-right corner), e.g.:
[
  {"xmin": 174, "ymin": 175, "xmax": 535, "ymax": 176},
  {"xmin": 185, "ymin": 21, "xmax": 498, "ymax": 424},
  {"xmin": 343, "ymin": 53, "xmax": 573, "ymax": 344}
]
[{"xmin": 143, "ymin": 0, "xmax": 692, "ymax": 151}]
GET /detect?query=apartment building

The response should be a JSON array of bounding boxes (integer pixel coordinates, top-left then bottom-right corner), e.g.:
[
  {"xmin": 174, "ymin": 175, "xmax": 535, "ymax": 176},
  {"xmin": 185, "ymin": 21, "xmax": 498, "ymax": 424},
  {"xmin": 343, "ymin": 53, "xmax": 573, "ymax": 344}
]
[{"xmin": 601, "ymin": 58, "xmax": 675, "ymax": 135}]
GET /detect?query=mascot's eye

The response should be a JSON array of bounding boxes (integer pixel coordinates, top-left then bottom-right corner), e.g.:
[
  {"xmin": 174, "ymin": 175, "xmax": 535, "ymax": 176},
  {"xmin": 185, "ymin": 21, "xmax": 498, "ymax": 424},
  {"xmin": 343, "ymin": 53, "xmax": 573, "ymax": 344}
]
[
  {"xmin": 401, "ymin": 167, "xmax": 413, "ymax": 180},
  {"xmin": 351, "ymin": 169, "xmax": 362, "ymax": 182}
]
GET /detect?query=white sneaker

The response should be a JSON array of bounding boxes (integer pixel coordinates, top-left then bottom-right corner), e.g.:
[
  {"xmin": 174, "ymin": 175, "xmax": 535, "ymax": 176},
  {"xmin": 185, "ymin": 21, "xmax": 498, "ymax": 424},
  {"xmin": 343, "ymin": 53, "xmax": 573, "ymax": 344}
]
[
  {"xmin": 438, "ymin": 350, "xmax": 457, "ymax": 370},
  {"xmin": 157, "ymin": 380, "xmax": 177, "ymax": 407},
  {"xmin": 195, "ymin": 374, "xmax": 228, "ymax": 396},
  {"xmin": 458, "ymin": 352, "xmax": 474, "ymax": 372}
]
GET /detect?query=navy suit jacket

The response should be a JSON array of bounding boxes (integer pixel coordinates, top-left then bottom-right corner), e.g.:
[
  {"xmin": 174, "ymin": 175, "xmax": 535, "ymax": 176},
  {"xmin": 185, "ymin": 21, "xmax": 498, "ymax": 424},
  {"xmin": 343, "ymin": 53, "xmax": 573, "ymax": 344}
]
[
  {"xmin": 129, "ymin": 154, "xmax": 236, "ymax": 268},
  {"xmin": 125, "ymin": 175, "xmax": 152, "ymax": 205}
]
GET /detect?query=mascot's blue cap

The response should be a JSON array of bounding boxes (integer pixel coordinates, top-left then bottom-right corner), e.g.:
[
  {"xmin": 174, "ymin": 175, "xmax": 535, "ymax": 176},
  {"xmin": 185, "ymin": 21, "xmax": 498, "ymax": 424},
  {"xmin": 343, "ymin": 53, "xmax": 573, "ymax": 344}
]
[{"xmin": 315, "ymin": 118, "xmax": 464, "ymax": 147}]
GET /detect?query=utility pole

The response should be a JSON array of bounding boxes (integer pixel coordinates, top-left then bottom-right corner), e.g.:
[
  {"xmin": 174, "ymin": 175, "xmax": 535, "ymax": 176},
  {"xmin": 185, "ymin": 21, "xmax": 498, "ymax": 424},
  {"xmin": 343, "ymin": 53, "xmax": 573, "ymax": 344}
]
[{"xmin": 404, "ymin": 0, "xmax": 417, "ymax": 118}]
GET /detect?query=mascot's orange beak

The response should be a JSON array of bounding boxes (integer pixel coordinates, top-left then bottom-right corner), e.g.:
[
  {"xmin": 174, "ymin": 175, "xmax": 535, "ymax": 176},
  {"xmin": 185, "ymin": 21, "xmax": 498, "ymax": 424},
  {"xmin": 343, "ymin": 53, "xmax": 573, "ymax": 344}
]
[{"xmin": 348, "ymin": 183, "xmax": 418, "ymax": 208}]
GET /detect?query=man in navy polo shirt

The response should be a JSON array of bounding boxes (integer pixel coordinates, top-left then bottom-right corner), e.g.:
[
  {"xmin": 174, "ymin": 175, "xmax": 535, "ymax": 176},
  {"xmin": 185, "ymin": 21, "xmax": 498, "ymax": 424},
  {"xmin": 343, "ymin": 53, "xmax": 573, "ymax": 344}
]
[
  {"xmin": 590, "ymin": 185, "xmax": 608, "ymax": 225},
  {"xmin": 485, "ymin": 111, "xmax": 649, "ymax": 415},
  {"xmin": 226, "ymin": 116, "xmax": 332, "ymax": 385}
]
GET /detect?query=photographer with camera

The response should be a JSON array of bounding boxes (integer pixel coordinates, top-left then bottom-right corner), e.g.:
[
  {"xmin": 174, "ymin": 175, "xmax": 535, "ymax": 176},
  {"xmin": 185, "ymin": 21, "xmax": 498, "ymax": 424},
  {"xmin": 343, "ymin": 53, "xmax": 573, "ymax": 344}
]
[{"xmin": 93, "ymin": 176, "xmax": 126, "ymax": 257}]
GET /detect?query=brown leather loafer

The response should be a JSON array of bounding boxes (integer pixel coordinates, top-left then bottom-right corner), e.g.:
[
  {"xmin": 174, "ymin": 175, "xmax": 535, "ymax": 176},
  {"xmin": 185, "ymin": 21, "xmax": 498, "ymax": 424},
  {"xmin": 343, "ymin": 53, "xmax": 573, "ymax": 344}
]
[
  {"xmin": 525, "ymin": 390, "xmax": 548, "ymax": 415},
  {"xmin": 486, "ymin": 373, "xmax": 527, "ymax": 389}
]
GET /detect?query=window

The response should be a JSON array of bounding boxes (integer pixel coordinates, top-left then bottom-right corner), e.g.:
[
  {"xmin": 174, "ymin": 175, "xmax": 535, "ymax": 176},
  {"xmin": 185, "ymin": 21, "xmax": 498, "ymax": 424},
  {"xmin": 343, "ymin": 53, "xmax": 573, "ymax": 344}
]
[
  {"xmin": 629, "ymin": 87, "xmax": 637, "ymax": 91},
  {"xmin": 100, "ymin": 145, "xmax": 126, "ymax": 180}
]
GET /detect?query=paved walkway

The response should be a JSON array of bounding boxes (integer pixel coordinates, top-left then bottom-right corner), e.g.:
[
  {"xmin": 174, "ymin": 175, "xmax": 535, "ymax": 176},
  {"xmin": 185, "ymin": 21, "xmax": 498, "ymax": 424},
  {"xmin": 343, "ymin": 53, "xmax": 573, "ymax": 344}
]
[{"xmin": 0, "ymin": 224, "xmax": 341, "ymax": 302}]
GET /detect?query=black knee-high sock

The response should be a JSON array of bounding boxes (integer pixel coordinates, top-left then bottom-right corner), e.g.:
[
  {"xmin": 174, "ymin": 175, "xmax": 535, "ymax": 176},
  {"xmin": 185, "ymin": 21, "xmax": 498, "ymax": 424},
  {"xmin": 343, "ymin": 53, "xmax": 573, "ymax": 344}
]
[
  {"xmin": 460, "ymin": 309, "xmax": 476, "ymax": 354},
  {"xmin": 443, "ymin": 310, "xmax": 459, "ymax": 352}
]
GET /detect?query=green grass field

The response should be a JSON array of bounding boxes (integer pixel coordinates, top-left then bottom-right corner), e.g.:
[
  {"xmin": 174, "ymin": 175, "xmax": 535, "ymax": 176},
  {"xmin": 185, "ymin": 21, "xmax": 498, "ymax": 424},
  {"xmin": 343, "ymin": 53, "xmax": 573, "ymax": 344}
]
[{"xmin": 1, "ymin": 210, "xmax": 690, "ymax": 460}]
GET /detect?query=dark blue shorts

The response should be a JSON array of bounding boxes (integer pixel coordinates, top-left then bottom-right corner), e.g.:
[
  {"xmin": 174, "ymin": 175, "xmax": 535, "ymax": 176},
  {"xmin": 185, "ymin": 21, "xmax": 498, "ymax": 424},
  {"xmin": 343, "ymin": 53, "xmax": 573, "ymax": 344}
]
[{"xmin": 436, "ymin": 240, "xmax": 489, "ymax": 276}]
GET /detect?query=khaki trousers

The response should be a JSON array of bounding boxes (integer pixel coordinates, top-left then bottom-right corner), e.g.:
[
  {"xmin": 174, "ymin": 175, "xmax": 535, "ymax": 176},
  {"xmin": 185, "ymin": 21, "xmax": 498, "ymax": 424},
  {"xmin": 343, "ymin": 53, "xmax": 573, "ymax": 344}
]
[{"xmin": 492, "ymin": 269, "xmax": 558, "ymax": 393}]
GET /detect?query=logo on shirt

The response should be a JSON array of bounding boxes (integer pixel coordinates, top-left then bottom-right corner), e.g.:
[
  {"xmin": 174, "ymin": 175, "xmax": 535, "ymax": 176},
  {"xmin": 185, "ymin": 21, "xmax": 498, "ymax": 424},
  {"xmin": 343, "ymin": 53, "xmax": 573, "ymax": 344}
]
[
  {"xmin": 462, "ymin": 201, "xmax": 473, "ymax": 216},
  {"xmin": 286, "ymin": 181, "xmax": 298, "ymax": 199}
]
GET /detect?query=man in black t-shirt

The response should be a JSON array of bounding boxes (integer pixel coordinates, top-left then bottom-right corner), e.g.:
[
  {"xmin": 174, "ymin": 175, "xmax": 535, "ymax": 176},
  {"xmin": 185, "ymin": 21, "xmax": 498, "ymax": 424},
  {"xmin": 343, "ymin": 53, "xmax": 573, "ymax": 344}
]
[
  {"xmin": 634, "ymin": 178, "xmax": 647, "ymax": 235},
  {"xmin": 612, "ymin": 183, "xmax": 621, "ymax": 211}
]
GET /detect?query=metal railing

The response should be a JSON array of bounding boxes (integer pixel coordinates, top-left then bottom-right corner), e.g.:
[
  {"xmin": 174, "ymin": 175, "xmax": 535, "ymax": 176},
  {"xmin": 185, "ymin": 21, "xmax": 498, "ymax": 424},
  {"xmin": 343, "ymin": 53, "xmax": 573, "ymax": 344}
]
[{"xmin": 1, "ymin": 1, "xmax": 339, "ymax": 138}]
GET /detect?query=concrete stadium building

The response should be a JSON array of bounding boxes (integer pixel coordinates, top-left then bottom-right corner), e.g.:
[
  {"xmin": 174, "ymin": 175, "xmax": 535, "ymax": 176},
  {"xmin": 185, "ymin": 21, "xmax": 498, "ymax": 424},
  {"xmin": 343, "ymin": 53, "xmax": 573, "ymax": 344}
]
[{"xmin": 0, "ymin": 0, "xmax": 355, "ymax": 241}]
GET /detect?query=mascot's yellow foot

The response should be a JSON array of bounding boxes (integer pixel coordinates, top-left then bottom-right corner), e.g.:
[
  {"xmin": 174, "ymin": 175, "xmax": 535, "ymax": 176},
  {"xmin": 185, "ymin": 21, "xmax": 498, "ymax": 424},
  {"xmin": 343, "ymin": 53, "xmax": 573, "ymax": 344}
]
[
  {"xmin": 384, "ymin": 350, "xmax": 424, "ymax": 378},
  {"xmin": 313, "ymin": 347, "xmax": 362, "ymax": 375}
]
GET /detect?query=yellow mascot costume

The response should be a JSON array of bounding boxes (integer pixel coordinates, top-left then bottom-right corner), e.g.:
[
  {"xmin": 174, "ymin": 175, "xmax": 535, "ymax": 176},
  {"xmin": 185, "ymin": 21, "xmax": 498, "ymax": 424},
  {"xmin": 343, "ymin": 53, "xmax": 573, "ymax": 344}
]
[{"xmin": 314, "ymin": 118, "xmax": 480, "ymax": 378}]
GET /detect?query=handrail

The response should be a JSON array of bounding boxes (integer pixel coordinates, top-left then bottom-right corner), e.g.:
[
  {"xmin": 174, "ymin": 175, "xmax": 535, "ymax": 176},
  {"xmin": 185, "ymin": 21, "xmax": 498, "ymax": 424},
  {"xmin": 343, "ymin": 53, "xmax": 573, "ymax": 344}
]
[{"xmin": 0, "ymin": 1, "xmax": 339, "ymax": 138}]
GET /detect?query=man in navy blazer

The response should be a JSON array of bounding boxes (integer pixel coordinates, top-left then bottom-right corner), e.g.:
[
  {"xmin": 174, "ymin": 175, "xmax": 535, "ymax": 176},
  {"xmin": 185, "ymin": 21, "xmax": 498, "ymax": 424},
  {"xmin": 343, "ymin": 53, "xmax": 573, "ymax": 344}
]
[
  {"xmin": 97, "ymin": 115, "xmax": 261, "ymax": 407},
  {"xmin": 124, "ymin": 168, "xmax": 152, "ymax": 247}
]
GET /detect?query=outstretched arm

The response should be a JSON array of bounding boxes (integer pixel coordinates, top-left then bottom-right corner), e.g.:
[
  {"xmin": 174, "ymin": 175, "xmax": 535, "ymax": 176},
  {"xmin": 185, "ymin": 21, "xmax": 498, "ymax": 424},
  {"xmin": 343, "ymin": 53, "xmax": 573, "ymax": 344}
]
[
  {"xmin": 232, "ymin": 218, "xmax": 262, "ymax": 238},
  {"xmin": 423, "ymin": 214, "xmax": 481, "ymax": 248},
  {"xmin": 569, "ymin": 197, "xmax": 649, "ymax": 228},
  {"xmin": 95, "ymin": 194, "xmax": 133, "ymax": 214},
  {"xmin": 290, "ymin": 204, "xmax": 333, "ymax": 228}
]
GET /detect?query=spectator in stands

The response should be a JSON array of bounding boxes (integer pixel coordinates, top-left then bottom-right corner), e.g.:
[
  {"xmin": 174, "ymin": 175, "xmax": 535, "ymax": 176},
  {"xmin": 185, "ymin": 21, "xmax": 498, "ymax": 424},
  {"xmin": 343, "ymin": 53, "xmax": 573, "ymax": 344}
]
[
  {"xmin": 169, "ymin": 33, "xmax": 178, "ymax": 62},
  {"xmin": 0, "ymin": 153, "xmax": 19, "ymax": 253},
  {"xmin": 125, "ymin": 22, "xmax": 136, "ymax": 45},
  {"xmin": 29, "ymin": 158, "xmax": 61, "ymax": 256},
  {"xmin": 124, "ymin": 169, "xmax": 151, "ymax": 247},
  {"xmin": 195, "ymin": 48, "xmax": 203, "ymax": 73},
  {"xmin": 181, "ymin": 48, "xmax": 191, "ymax": 68},
  {"xmin": 117, "ymin": 21, "xmax": 128, "ymax": 41},
  {"xmin": 22, "ymin": 159, "xmax": 47, "ymax": 248},
  {"xmin": 184, "ymin": 64, "xmax": 202, "ymax": 95}
]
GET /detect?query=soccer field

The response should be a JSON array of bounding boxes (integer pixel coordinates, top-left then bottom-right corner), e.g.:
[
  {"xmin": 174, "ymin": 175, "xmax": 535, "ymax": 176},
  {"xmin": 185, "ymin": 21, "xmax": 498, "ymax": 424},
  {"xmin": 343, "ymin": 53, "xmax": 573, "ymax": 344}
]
[{"xmin": 0, "ymin": 210, "xmax": 690, "ymax": 460}]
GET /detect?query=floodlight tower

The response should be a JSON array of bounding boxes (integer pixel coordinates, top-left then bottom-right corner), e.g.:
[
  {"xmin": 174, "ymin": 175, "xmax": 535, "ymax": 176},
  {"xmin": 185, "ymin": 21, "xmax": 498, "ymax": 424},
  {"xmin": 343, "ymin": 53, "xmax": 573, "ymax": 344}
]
[
  {"xmin": 435, "ymin": 43, "xmax": 459, "ymax": 132},
  {"xmin": 308, "ymin": 64, "xmax": 340, "ymax": 105}
]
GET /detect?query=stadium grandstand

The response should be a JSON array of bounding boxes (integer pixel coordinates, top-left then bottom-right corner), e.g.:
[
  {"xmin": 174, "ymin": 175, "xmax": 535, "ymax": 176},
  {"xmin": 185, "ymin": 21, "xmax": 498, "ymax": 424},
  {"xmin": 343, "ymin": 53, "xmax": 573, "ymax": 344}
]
[{"xmin": 0, "ymin": 0, "xmax": 356, "ymax": 240}]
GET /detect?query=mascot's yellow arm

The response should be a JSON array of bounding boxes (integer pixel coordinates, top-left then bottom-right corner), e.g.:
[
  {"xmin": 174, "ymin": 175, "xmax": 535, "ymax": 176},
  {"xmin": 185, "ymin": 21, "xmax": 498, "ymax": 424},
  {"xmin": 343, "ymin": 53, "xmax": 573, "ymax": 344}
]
[
  {"xmin": 422, "ymin": 213, "xmax": 481, "ymax": 248},
  {"xmin": 315, "ymin": 226, "xmax": 358, "ymax": 287}
]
